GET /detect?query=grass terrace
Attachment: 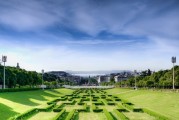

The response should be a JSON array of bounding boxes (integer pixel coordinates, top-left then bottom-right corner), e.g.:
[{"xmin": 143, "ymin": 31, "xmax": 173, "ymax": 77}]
[{"xmin": 0, "ymin": 88, "xmax": 179, "ymax": 120}]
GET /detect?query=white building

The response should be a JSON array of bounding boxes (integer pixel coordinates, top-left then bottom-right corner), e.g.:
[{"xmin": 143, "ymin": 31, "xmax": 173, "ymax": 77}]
[{"xmin": 97, "ymin": 75, "xmax": 110, "ymax": 83}]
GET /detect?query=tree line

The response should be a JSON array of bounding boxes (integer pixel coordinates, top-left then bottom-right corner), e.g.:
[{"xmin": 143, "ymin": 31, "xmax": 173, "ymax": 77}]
[
  {"xmin": 0, "ymin": 66, "xmax": 66, "ymax": 89},
  {"xmin": 115, "ymin": 66, "xmax": 179, "ymax": 89}
]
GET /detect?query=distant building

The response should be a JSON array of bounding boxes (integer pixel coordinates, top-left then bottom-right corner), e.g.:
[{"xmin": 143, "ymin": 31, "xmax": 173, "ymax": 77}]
[
  {"xmin": 97, "ymin": 75, "xmax": 110, "ymax": 83},
  {"xmin": 114, "ymin": 75, "xmax": 128, "ymax": 82},
  {"xmin": 16, "ymin": 63, "xmax": 20, "ymax": 68}
]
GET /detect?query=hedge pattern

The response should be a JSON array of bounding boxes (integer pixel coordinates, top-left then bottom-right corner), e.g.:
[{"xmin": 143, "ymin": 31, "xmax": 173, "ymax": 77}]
[{"xmin": 8, "ymin": 88, "xmax": 170, "ymax": 120}]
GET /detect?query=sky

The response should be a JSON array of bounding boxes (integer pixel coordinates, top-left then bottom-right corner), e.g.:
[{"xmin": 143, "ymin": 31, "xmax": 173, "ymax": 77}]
[{"xmin": 0, "ymin": 0, "xmax": 179, "ymax": 72}]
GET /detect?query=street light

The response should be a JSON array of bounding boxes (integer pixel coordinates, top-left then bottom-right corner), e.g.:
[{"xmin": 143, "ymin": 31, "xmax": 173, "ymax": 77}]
[
  {"xmin": 42, "ymin": 69, "xmax": 44, "ymax": 90},
  {"xmin": 171, "ymin": 56, "xmax": 176, "ymax": 90},
  {"xmin": 134, "ymin": 70, "xmax": 137, "ymax": 90},
  {"xmin": 2, "ymin": 56, "xmax": 7, "ymax": 89}
]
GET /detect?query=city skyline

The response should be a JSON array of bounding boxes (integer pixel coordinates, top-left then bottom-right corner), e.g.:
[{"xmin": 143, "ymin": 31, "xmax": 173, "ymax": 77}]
[{"xmin": 0, "ymin": 0, "xmax": 179, "ymax": 72}]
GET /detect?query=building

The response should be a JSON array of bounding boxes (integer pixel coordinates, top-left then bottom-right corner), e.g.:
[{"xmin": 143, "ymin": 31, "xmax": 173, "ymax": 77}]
[{"xmin": 97, "ymin": 75, "xmax": 110, "ymax": 83}]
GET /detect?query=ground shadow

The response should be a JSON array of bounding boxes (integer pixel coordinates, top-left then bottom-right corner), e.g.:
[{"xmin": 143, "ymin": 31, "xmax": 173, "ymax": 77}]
[
  {"xmin": 0, "ymin": 103, "xmax": 19, "ymax": 120},
  {"xmin": 0, "ymin": 89, "xmax": 60, "ymax": 106}
]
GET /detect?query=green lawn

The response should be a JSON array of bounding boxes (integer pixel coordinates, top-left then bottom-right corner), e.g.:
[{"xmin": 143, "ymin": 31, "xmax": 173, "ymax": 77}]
[
  {"xmin": 78, "ymin": 112, "xmax": 107, "ymax": 120},
  {"xmin": 105, "ymin": 88, "xmax": 179, "ymax": 120},
  {"xmin": 0, "ymin": 88, "xmax": 74, "ymax": 119},
  {"xmin": 1, "ymin": 88, "xmax": 179, "ymax": 120}
]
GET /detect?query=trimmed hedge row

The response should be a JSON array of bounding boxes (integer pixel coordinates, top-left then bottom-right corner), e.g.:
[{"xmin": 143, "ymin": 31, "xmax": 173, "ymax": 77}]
[
  {"xmin": 52, "ymin": 109, "xmax": 66, "ymax": 120},
  {"xmin": 114, "ymin": 109, "xmax": 129, "ymax": 120},
  {"xmin": 142, "ymin": 108, "xmax": 169, "ymax": 120},
  {"xmin": 92, "ymin": 104, "xmax": 103, "ymax": 112},
  {"xmin": 38, "ymin": 104, "xmax": 55, "ymax": 112},
  {"xmin": 53, "ymin": 103, "xmax": 64, "ymax": 112},
  {"xmin": 63, "ymin": 100, "xmax": 76, "ymax": 105},
  {"xmin": 65, "ymin": 109, "xmax": 76, "ymax": 120},
  {"xmin": 122, "ymin": 103, "xmax": 143, "ymax": 112},
  {"xmin": 9, "ymin": 108, "xmax": 38, "ymax": 120},
  {"xmin": 103, "ymin": 109, "xmax": 114, "ymax": 120},
  {"xmin": 0, "ymin": 88, "xmax": 40, "ymax": 93}
]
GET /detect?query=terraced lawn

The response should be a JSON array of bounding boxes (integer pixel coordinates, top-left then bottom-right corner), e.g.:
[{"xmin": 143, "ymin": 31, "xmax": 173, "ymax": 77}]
[
  {"xmin": 105, "ymin": 88, "xmax": 179, "ymax": 120},
  {"xmin": 1, "ymin": 88, "xmax": 179, "ymax": 120}
]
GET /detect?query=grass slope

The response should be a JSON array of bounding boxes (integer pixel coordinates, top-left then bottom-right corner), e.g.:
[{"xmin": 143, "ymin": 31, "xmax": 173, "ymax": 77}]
[
  {"xmin": 105, "ymin": 88, "xmax": 179, "ymax": 120},
  {"xmin": 0, "ymin": 88, "xmax": 74, "ymax": 119}
]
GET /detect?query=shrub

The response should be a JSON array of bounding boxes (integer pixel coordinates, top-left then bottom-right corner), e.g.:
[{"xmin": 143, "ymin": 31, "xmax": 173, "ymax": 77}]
[
  {"xmin": 114, "ymin": 109, "xmax": 129, "ymax": 120},
  {"xmin": 0, "ymin": 88, "xmax": 40, "ymax": 93},
  {"xmin": 12, "ymin": 108, "xmax": 38, "ymax": 120},
  {"xmin": 143, "ymin": 108, "xmax": 169, "ymax": 120},
  {"xmin": 38, "ymin": 104, "xmax": 55, "ymax": 112},
  {"xmin": 53, "ymin": 103, "xmax": 64, "ymax": 112},
  {"xmin": 107, "ymin": 102, "xmax": 115, "ymax": 105},
  {"xmin": 103, "ymin": 109, "xmax": 114, "ymax": 120},
  {"xmin": 65, "ymin": 109, "xmax": 76, "ymax": 120},
  {"xmin": 52, "ymin": 109, "xmax": 66, "ymax": 120},
  {"xmin": 133, "ymin": 108, "xmax": 143, "ymax": 112},
  {"xmin": 122, "ymin": 103, "xmax": 134, "ymax": 111},
  {"xmin": 92, "ymin": 104, "xmax": 103, "ymax": 112}
]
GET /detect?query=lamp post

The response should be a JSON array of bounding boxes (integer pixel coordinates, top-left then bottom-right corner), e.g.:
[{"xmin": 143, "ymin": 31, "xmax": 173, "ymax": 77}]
[
  {"xmin": 134, "ymin": 70, "xmax": 137, "ymax": 90},
  {"xmin": 42, "ymin": 69, "xmax": 44, "ymax": 90},
  {"xmin": 2, "ymin": 56, "xmax": 7, "ymax": 89},
  {"xmin": 171, "ymin": 57, "xmax": 176, "ymax": 90}
]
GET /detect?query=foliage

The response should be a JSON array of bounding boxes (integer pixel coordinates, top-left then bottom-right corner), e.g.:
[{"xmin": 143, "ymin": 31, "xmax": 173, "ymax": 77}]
[
  {"xmin": 114, "ymin": 66, "xmax": 179, "ymax": 88},
  {"xmin": 103, "ymin": 108, "xmax": 114, "ymax": 120}
]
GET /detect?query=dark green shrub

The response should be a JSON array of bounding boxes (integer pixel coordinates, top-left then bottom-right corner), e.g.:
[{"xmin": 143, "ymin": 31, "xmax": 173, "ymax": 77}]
[
  {"xmin": 143, "ymin": 108, "xmax": 169, "ymax": 120},
  {"xmin": 0, "ymin": 88, "xmax": 40, "ymax": 93},
  {"xmin": 103, "ymin": 109, "xmax": 114, "ymax": 120},
  {"xmin": 52, "ymin": 109, "xmax": 66, "ymax": 120},
  {"xmin": 65, "ymin": 109, "xmax": 76, "ymax": 120},
  {"xmin": 133, "ymin": 108, "xmax": 143, "ymax": 112},
  {"xmin": 12, "ymin": 108, "xmax": 38, "ymax": 120},
  {"xmin": 114, "ymin": 109, "xmax": 129, "ymax": 120},
  {"xmin": 107, "ymin": 102, "xmax": 115, "ymax": 105},
  {"xmin": 38, "ymin": 104, "xmax": 55, "ymax": 112}
]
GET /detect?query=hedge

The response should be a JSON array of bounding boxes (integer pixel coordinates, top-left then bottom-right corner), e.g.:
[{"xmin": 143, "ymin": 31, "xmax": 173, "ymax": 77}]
[
  {"xmin": 53, "ymin": 103, "xmax": 64, "ymax": 112},
  {"xmin": 65, "ymin": 109, "xmax": 76, "ymax": 120},
  {"xmin": 103, "ymin": 109, "xmax": 114, "ymax": 120},
  {"xmin": 114, "ymin": 109, "xmax": 129, "ymax": 120},
  {"xmin": 76, "ymin": 103, "xmax": 87, "ymax": 112},
  {"xmin": 142, "ymin": 108, "xmax": 169, "ymax": 120},
  {"xmin": 10, "ymin": 108, "xmax": 38, "ymax": 120},
  {"xmin": 122, "ymin": 103, "xmax": 134, "ymax": 111},
  {"xmin": 38, "ymin": 104, "xmax": 55, "ymax": 112},
  {"xmin": 52, "ymin": 109, "xmax": 66, "ymax": 120},
  {"xmin": 92, "ymin": 104, "xmax": 103, "ymax": 112},
  {"xmin": 0, "ymin": 88, "xmax": 40, "ymax": 93},
  {"xmin": 107, "ymin": 102, "xmax": 115, "ymax": 105}
]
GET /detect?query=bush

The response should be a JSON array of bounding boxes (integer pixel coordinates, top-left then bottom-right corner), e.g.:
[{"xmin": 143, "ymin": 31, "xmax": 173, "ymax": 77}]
[
  {"xmin": 114, "ymin": 109, "xmax": 129, "ymax": 120},
  {"xmin": 38, "ymin": 104, "xmax": 55, "ymax": 112},
  {"xmin": 94, "ymin": 102, "xmax": 104, "ymax": 105},
  {"xmin": 115, "ymin": 98, "xmax": 121, "ymax": 101},
  {"xmin": 65, "ymin": 109, "xmax": 76, "ymax": 120},
  {"xmin": 107, "ymin": 102, "xmax": 115, "ymax": 105},
  {"xmin": 0, "ymin": 88, "xmax": 40, "ymax": 93},
  {"xmin": 52, "ymin": 109, "xmax": 66, "ymax": 120},
  {"xmin": 133, "ymin": 108, "xmax": 143, "ymax": 112},
  {"xmin": 122, "ymin": 103, "xmax": 134, "ymax": 111},
  {"xmin": 143, "ymin": 108, "xmax": 169, "ymax": 120},
  {"xmin": 92, "ymin": 104, "xmax": 103, "ymax": 112},
  {"xmin": 103, "ymin": 109, "xmax": 114, "ymax": 120},
  {"xmin": 11, "ymin": 108, "xmax": 38, "ymax": 120},
  {"xmin": 53, "ymin": 103, "xmax": 64, "ymax": 112}
]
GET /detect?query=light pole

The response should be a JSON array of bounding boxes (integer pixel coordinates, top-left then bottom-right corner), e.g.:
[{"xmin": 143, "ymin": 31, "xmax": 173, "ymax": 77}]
[
  {"xmin": 171, "ymin": 57, "xmax": 176, "ymax": 90},
  {"xmin": 134, "ymin": 70, "xmax": 137, "ymax": 90},
  {"xmin": 2, "ymin": 56, "xmax": 7, "ymax": 89},
  {"xmin": 42, "ymin": 69, "xmax": 44, "ymax": 90}
]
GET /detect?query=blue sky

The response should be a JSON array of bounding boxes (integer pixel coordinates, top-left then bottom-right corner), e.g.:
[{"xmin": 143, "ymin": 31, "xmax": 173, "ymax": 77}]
[{"xmin": 0, "ymin": 0, "xmax": 179, "ymax": 72}]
